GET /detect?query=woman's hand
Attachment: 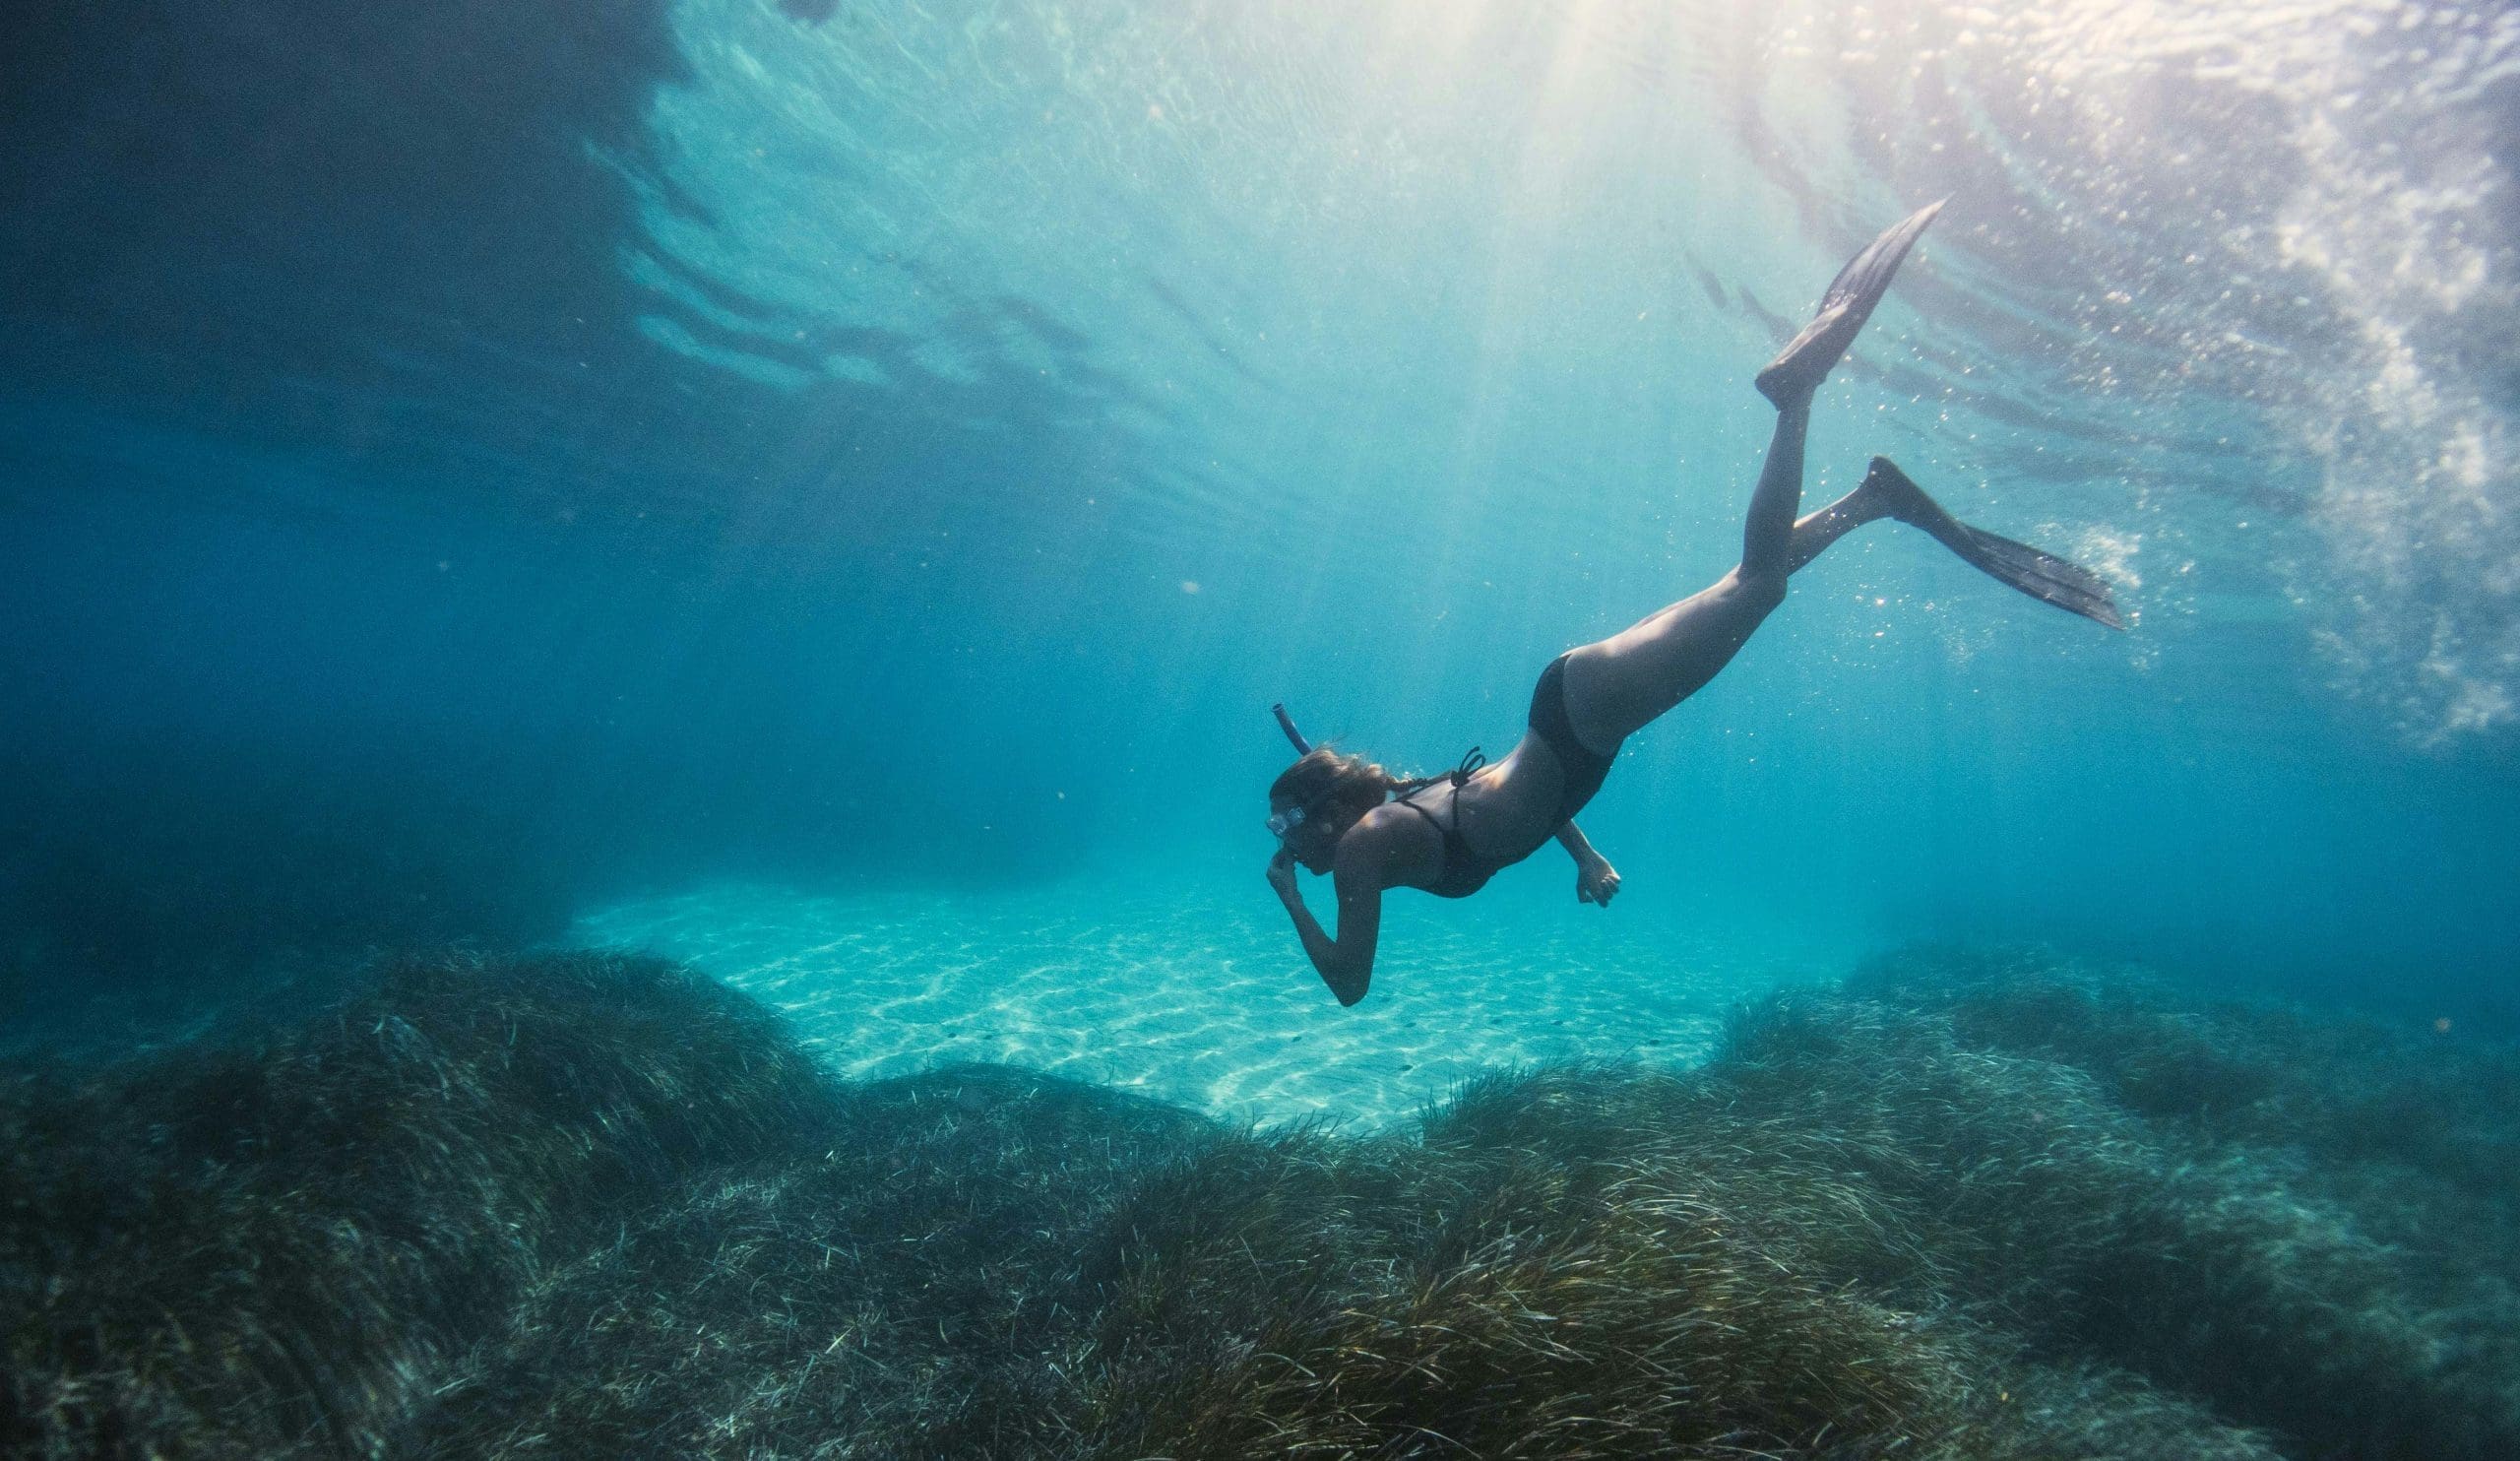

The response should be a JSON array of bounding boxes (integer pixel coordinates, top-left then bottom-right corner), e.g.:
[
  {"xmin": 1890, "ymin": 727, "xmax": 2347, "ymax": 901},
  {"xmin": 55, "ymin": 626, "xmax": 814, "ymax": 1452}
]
[
  {"xmin": 1576, "ymin": 856, "xmax": 1621, "ymax": 908},
  {"xmin": 1267, "ymin": 849, "xmax": 1302, "ymax": 904}
]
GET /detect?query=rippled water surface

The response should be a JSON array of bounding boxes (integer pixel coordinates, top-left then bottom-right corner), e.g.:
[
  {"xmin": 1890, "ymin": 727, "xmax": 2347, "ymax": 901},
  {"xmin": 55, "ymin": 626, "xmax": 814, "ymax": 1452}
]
[{"xmin": 2, "ymin": 1, "xmax": 2514, "ymax": 1040}]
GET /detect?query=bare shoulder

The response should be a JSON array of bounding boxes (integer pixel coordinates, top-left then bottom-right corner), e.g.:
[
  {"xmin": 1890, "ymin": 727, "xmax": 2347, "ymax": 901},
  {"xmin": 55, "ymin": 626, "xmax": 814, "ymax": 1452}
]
[
  {"xmin": 1343, "ymin": 802, "xmax": 1415, "ymax": 855},
  {"xmin": 1341, "ymin": 800, "xmax": 1438, "ymax": 888}
]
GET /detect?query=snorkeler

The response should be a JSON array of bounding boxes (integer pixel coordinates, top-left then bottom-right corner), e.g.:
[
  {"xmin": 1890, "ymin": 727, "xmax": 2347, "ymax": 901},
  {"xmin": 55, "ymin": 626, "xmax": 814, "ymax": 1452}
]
[{"xmin": 1266, "ymin": 201, "xmax": 2122, "ymax": 1006}]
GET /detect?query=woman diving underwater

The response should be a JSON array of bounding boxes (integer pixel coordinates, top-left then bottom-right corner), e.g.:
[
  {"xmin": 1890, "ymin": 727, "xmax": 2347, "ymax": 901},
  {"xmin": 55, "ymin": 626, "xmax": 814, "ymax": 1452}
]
[{"xmin": 1265, "ymin": 202, "xmax": 2122, "ymax": 1006}]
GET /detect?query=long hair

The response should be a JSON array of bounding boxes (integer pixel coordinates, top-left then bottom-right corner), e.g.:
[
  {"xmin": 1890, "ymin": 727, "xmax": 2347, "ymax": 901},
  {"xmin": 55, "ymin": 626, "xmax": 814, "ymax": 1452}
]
[{"xmin": 1267, "ymin": 747, "xmax": 1403, "ymax": 823}]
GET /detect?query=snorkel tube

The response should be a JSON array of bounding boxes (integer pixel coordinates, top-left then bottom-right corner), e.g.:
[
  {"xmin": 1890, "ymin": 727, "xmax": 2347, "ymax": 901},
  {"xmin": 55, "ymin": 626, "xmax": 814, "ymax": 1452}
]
[
  {"xmin": 1272, "ymin": 703, "xmax": 1313, "ymax": 756},
  {"xmin": 1267, "ymin": 705, "xmax": 1316, "ymax": 869}
]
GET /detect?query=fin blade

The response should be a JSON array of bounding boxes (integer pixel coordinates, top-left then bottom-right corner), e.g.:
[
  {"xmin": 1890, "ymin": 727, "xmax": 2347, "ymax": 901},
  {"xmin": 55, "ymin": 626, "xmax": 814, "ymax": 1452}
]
[
  {"xmin": 1864, "ymin": 457, "xmax": 2124, "ymax": 630},
  {"xmin": 1817, "ymin": 197, "xmax": 1948, "ymax": 317},
  {"xmin": 1958, "ymin": 526, "xmax": 2126, "ymax": 630},
  {"xmin": 1757, "ymin": 198, "xmax": 1949, "ymax": 404}
]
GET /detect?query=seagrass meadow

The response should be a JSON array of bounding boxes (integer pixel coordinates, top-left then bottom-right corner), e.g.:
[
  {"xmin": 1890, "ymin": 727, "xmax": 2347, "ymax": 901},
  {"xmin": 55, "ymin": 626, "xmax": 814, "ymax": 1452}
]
[
  {"xmin": 7, "ymin": 4, "xmax": 2520, "ymax": 1459},
  {"xmin": 7, "ymin": 946, "xmax": 2513, "ymax": 1460}
]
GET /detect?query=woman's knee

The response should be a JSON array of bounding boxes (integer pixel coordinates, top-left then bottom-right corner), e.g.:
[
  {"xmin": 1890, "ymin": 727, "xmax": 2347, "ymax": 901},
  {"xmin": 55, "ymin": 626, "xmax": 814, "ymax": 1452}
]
[{"xmin": 1732, "ymin": 566, "xmax": 1789, "ymax": 612}]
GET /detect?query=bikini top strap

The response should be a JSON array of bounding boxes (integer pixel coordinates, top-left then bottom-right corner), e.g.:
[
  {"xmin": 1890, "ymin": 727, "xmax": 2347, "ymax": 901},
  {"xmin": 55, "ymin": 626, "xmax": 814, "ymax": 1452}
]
[{"xmin": 1394, "ymin": 747, "xmax": 1484, "ymax": 818}]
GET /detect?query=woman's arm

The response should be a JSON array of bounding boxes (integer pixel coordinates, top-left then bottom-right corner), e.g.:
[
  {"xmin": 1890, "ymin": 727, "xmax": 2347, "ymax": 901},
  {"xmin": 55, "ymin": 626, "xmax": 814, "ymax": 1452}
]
[
  {"xmin": 1554, "ymin": 821, "xmax": 1621, "ymax": 906},
  {"xmin": 1268, "ymin": 841, "xmax": 1386, "ymax": 1006}
]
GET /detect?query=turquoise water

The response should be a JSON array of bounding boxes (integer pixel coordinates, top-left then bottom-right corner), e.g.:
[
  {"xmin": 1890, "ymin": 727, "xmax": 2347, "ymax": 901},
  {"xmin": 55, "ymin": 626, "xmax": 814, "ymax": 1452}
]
[
  {"xmin": 7, "ymin": 4, "xmax": 2520, "ymax": 1453},
  {"xmin": 5, "ymin": 2, "xmax": 2512, "ymax": 1056}
]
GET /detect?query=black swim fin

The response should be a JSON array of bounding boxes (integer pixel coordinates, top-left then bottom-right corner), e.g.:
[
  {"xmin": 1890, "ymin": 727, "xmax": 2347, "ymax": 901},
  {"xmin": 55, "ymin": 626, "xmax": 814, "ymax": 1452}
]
[
  {"xmin": 1756, "ymin": 198, "xmax": 1948, "ymax": 407},
  {"xmin": 1862, "ymin": 457, "xmax": 2125, "ymax": 630}
]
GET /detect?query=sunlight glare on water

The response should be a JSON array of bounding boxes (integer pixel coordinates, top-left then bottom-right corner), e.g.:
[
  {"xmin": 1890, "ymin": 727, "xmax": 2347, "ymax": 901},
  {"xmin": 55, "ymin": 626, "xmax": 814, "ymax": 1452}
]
[
  {"xmin": 623, "ymin": 0, "xmax": 2516, "ymax": 744},
  {"xmin": 0, "ymin": 0, "xmax": 2512, "ymax": 1066}
]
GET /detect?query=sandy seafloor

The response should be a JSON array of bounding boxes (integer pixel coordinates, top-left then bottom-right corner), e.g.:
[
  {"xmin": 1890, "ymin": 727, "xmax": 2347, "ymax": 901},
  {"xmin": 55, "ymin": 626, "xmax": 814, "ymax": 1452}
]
[{"xmin": 575, "ymin": 880, "xmax": 1856, "ymax": 1126}]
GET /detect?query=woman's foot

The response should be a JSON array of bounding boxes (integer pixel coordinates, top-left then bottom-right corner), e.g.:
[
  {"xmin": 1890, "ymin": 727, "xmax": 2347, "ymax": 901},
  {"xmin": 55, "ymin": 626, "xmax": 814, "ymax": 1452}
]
[
  {"xmin": 1754, "ymin": 199, "xmax": 1947, "ymax": 408},
  {"xmin": 1854, "ymin": 454, "xmax": 1943, "ymax": 531}
]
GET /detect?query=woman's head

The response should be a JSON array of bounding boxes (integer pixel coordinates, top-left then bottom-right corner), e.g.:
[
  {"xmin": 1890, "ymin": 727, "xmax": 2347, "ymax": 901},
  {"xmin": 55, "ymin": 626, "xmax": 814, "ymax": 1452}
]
[{"xmin": 1267, "ymin": 747, "xmax": 1397, "ymax": 872}]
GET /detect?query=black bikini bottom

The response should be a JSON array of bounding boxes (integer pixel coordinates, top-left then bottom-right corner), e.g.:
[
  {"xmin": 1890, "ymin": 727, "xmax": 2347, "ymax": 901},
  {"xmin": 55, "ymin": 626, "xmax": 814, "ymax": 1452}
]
[
  {"xmin": 1412, "ymin": 655, "xmax": 1623, "ymax": 901},
  {"xmin": 1530, "ymin": 653, "xmax": 1619, "ymax": 824}
]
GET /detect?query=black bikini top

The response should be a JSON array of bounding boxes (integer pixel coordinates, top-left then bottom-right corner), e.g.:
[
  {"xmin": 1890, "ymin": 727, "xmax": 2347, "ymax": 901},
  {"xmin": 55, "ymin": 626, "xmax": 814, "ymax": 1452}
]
[{"xmin": 1393, "ymin": 748, "xmax": 1499, "ymax": 900}]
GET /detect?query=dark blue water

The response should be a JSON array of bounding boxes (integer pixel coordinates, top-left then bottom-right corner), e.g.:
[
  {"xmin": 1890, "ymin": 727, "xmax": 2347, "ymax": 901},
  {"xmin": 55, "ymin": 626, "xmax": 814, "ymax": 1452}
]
[
  {"xmin": 3, "ymin": 0, "xmax": 2515, "ymax": 1042},
  {"xmin": 12, "ymin": 10, "xmax": 2520, "ymax": 1458}
]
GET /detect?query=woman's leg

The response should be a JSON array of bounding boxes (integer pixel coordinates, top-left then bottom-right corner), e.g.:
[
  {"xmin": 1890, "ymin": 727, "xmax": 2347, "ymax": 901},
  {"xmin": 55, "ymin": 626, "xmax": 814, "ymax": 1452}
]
[
  {"xmin": 1557, "ymin": 405, "xmax": 1902, "ymax": 750},
  {"xmin": 1552, "ymin": 204, "xmax": 1950, "ymax": 753}
]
